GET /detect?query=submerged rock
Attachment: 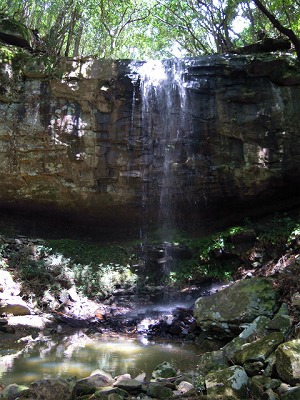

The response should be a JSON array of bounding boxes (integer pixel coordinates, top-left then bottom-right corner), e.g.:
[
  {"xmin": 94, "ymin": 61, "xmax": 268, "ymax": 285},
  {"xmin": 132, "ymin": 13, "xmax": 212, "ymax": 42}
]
[{"xmin": 152, "ymin": 361, "xmax": 177, "ymax": 379}]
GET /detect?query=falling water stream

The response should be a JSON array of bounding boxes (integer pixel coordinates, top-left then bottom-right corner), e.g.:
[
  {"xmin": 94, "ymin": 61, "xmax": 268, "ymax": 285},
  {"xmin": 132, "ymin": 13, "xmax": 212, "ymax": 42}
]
[
  {"xmin": 137, "ymin": 60, "xmax": 188, "ymax": 240},
  {"xmin": 129, "ymin": 59, "xmax": 192, "ymax": 282}
]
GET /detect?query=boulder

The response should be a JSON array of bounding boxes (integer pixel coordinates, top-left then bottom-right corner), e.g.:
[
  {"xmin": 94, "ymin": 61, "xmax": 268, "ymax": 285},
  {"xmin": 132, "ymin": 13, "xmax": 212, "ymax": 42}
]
[
  {"xmin": 281, "ymin": 387, "xmax": 300, "ymax": 400},
  {"xmin": 152, "ymin": 361, "xmax": 177, "ymax": 379},
  {"xmin": 0, "ymin": 298, "xmax": 31, "ymax": 316},
  {"xmin": 264, "ymin": 353, "xmax": 277, "ymax": 377},
  {"xmin": 28, "ymin": 378, "xmax": 76, "ymax": 400},
  {"xmin": 113, "ymin": 379, "xmax": 142, "ymax": 392},
  {"xmin": 0, "ymin": 270, "xmax": 31, "ymax": 316},
  {"xmin": 222, "ymin": 315, "xmax": 271, "ymax": 360},
  {"xmin": 76, "ymin": 371, "xmax": 114, "ymax": 395},
  {"xmin": 0, "ymin": 271, "xmax": 21, "ymax": 296},
  {"xmin": 197, "ymin": 349, "xmax": 229, "ymax": 374},
  {"xmin": 0, "ymin": 383, "xmax": 29, "ymax": 400},
  {"xmin": 267, "ymin": 313, "xmax": 292, "ymax": 333},
  {"xmin": 234, "ymin": 331, "xmax": 284, "ymax": 365},
  {"xmin": 146, "ymin": 383, "xmax": 174, "ymax": 399},
  {"xmin": 250, "ymin": 375, "xmax": 281, "ymax": 394},
  {"xmin": 194, "ymin": 278, "xmax": 278, "ymax": 338},
  {"xmin": 176, "ymin": 380, "xmax": 194, "ymax": 394},
  {"xmin": 205, "ymin": 365, "xmax": 249, "ymax": 399},
  {"xmin": 113, "ymin": 373, "xmax": 131, "ymax": 386},
  {"xmin": 275, "ymin": 339, "xmax": 300, "ymax": 384},
  {"xmin": 266, "ymin": 310, "xmax": 293, "ymax": 336}
]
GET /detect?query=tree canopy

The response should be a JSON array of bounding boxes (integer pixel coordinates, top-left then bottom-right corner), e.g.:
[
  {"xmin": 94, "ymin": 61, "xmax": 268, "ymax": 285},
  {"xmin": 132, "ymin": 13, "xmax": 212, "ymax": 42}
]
[{"xmin": 1, "ymin": 0, "xmax": 299, "ymax": 60}]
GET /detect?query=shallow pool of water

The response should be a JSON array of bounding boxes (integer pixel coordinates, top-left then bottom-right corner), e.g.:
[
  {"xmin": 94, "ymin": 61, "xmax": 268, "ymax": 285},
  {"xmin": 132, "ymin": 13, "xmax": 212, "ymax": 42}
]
[{"xmin": 0, "ymin": 332, "xmax": 201, "ymax": 386}]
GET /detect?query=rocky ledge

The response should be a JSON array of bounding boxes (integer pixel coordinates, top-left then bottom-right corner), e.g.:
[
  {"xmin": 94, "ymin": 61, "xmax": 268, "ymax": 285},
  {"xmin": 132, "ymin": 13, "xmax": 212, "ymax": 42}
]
[{"xmin": 1, "ymin": 31, "xmax": 300, "ymax": 230}]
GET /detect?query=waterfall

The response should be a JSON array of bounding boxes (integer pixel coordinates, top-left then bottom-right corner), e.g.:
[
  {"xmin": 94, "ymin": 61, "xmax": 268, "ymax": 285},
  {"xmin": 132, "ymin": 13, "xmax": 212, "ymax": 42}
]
[{"xmin": 129, "ymin": 59, "xmax": 190, "ymax": 276}]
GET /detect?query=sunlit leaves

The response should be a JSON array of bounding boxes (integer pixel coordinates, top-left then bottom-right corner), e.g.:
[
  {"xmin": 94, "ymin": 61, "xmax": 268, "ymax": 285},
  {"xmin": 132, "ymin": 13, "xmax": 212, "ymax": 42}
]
[{"xmin": 1, "ymin": 0, "xmax": 300, "ymax": 59}]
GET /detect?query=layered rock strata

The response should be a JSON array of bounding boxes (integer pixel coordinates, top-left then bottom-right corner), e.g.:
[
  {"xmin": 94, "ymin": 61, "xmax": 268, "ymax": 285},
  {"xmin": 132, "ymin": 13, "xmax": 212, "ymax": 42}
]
[{"xmin": 0, "ymin": 51, "xmax": 300, "ymax": 230}]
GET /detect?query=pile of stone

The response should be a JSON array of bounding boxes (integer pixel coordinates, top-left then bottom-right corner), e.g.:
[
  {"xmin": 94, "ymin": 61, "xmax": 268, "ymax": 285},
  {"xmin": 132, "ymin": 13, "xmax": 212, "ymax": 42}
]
[
  {"xmin": 0, "ymin": 362, "xmax": 198, "ymax": 400},
  {"xmin": 193, "ymin": 277, "xmax": 300, "ymax": 399}
]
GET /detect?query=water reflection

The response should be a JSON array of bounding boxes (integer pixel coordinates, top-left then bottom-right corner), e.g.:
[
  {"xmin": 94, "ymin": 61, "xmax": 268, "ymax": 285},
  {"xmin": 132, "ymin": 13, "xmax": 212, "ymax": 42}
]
[{"xmin": 0, "ymin": 332, "xmax": 200, "ymax": 386}]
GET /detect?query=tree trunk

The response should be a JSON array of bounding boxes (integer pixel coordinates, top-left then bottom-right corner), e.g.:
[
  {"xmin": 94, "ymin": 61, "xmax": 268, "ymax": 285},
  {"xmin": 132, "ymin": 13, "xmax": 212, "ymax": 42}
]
[
  {"xmin": 253, "ymin": 0, "xmax": 300, "ymax": 62},
  {"xmin": 73, "ymin": 23, "xmax": 83, "ymax": 57}
]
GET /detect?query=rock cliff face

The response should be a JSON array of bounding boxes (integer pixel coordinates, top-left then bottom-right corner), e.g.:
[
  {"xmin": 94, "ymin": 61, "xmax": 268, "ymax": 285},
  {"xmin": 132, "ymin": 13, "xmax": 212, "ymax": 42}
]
[{"xmin": 0, "ymin": 52, "xmax": 300, "ymax": 231}]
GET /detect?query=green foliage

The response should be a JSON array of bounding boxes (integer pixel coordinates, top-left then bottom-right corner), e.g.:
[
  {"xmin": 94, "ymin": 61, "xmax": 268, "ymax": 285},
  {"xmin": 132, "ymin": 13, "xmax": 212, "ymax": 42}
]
[
  {"xmin": 46, "ymin": 239, "xmax": 137, "ymax": 297},
  {"xmin": 1, "ymin": 0, "xmax": 299, "ymax": 59},
  {"xmin": 46, "ymin": 239, "xmax": 130, "ymax": 265},
  {"xmin": 9, "ymin": 244, "xmax": 74, "ymax": 299},
  {"xmin": 3, "ymin": 239, "xmax": 137, "ymax": 300},
  {"xmin": 166, "ymin": 226, "xmax": 246, "ymax": 285},
  {"xmin": 193, "ymin": 373, "xmax": 206, "ymax": 394},
  {"xmin": 257, "ymin": 213, "xmax": 298, "ymax": 245},
  {"xmin": 288, "ymin": 223, "xmax": 300, "ymax": 245},
  {"xmin": 166, "ymin": 212, "xmax": 300, "ymax": 286},
  {"xmin": 72, "ymin": 262, "xmax": 137, "ymax": 298},
  {"xmin": 0, "ymin": 45, "xmax": 15, "ymax": 62},
  {"xmin": 0, "ymin": 210, "xmax": 299, "ymax": 303}
]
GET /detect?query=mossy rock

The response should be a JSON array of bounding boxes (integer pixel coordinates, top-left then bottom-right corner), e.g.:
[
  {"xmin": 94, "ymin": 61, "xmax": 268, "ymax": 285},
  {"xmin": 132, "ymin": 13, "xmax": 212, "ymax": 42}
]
[
  {"xmin": 147, "ymin": 383, "xmax": 173, "ymax": 399},
  {"xmin": 234, "ymin": 331, "xmax": 284, "ymax": 365},
  {"xmin": 205, "ymin": 365, "xmax": 249, "ymax": 399},
  {"xmin": 152, "ymin": 361, "xmax": 176, "ymax": 379},
  {"xmin": 281, "ymin": 387, "xmax": 300, "ymax": 400},
  {"xmin": 223, "ymin": 315, "xmax": 271, "ymax": 360},
  {"xmin": 0, "ymin": 17, "xmax": 32, "ymax": 49},
  {"xmin": 0, "ymin": 383, "xmax": 29, "ymax": 400},
  {"xmin": 197, "ymin": 350, "xmax": 229, "ymax": 374},
  {"xmin": 194, "ymin": 278, "xmax": 278, "ymax": 339},
  {"xmin": 275, "ymin": 339, "xmax": 300, "ymax": 385}
]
